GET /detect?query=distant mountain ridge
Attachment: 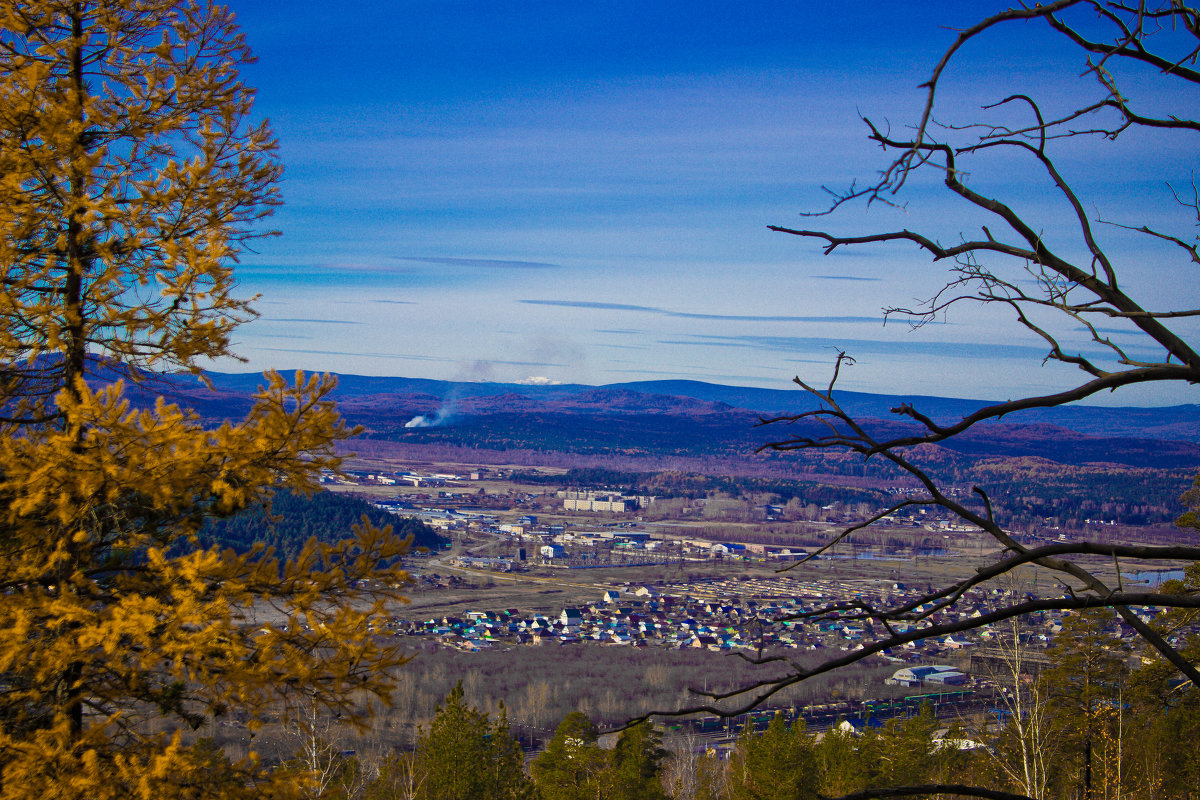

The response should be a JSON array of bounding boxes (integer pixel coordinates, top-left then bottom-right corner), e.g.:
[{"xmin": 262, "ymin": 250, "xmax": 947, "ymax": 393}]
[
  {"xmin": 195, "ymin": 371, "xmax": 1200, "ymax": 444},
  {"xmin": 111, "ymin": 369, "xmax": 1197, "ymax": 529},
  {"xmin": 101, "ymin": 368, "xmax": 1200, "ymax": 471}
]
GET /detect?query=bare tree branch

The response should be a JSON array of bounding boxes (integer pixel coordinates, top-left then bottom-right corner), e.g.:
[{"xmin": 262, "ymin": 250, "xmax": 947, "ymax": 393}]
[{"xmin": 728, "ymin": 5, "xmax": 1200, "ymax": 761}]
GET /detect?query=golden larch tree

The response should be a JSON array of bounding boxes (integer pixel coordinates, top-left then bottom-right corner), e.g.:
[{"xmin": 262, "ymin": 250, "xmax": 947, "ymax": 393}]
[{"xmin": 0, "ymin": 2, "xmax": 410, "ymax": 797}]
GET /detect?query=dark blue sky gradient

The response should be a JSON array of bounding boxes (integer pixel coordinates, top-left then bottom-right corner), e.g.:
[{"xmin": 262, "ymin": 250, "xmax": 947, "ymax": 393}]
[{"xmin": 214, "ymin": 2, "xmax": 1199, "ymax": 405}]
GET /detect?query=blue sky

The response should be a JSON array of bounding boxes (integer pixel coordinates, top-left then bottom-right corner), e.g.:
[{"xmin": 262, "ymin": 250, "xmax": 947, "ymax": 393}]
[{"xmin": 214, "ymin": 2, "xmax": 1199, "ymax": 405}]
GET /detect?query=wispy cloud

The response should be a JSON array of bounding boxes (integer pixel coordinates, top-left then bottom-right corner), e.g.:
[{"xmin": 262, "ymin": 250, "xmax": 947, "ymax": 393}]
[
  {"xmin": 600, "ymin": 366, "xmax": 724, "ymax": 377},
  {"xmin": 525, "ymin": 300, "xmax": 654, "ymax": 313},
  {"xmin": 397, "ymin": 256, "xmax": 561, "ymax": 269},
  {"xmin": 256, "ymin": 347, "xmax": 567, "ymax": 369},
  {"xmin": 310, "ymin": 261, "xmax": 417, "ymax": 273},
  {"xmin": 373, "ymin": 299, "xmax": 417, "ymax": 305},
  {"xmin": 244, "ymin": 262, "xmax": 419, "ymax": 277},
  {"xmin": 258, "ymin": 317, "xmax": 366, "ymax": 325},
  {"xmin": 478, "ymin": 358, "xmax": 568, "ymax": 368},
  {"xmin": 812, "ymin": 275, "xmax": 882, "ymax": 282},
  {"xmin": 1086, "ymin": 324, "xmax": 1150, "ymax": 338},
  {"xmin": 784, "ymin": 357, "xmax": 839, "ymax": 366},
  {"xmin": 257, "ymin": 347, "xmax": 457, "ymax": 362},
  {"xmin": 521, "ymin": 299, "xmax": 881, "ymax": 324},
  {"xmin": 601, "ymin": 366, "xmax": 788, "ymax": 384},
  {"xmin": 664, "ymin": 334, "xmax": 1054, "ymax": 361}
]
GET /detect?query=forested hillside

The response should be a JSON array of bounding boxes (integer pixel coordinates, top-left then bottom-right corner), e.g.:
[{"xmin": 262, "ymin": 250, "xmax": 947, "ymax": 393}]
[
  {"xmin": 514, "ymin": 465, "xmax": 1193, "ymax": 530},
  {"xmin": 195, "ymin": 489, "xmax": 445, "ymax": 559}
]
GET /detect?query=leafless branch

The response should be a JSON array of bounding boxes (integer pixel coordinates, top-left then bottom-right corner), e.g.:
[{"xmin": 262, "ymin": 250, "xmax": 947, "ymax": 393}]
[{"xmin": 681, "ymin": 3, "xmax": 1200, "ymax": 774}]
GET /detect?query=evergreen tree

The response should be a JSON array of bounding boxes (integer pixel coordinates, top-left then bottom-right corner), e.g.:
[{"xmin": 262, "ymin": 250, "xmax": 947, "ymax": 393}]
[
  {"xmin": 0, "ymin": 2, "xmax": 409, "ymax": 796},
  {"xmin": 869, "ymin": 705, "xmax": 942, "ymax": 787},
  {"xmin": 1125, "ymin": 560, "xmax": 1200, "ymax": 800},
  {"xmin": 813, "ymin": 725, "xmax": 867, "ymax": 797},
  {"xmin": 411, "ymin": 682, "xmax": 533, "ymax": 800},
  {"xmin": 1043, "ymin": 609, "xmax": 1131, "ymax": 799},
  {"xmin": 195, "ymin": 488, "xmax": 445, "ymax": 558},
  {"xmin": 601, "ymin": 721, "xmax": 668, "ymax": 800},
  {"xmin": 531, "ymin": 712, "xmax": 610, "ymax": 800},
  {"xmin": 726, "ymin": 713, "xmax": 818, "ymax": 800}
]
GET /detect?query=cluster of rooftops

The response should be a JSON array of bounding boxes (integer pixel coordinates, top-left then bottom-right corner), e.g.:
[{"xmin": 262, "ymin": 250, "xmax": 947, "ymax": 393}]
[{"xmin": 383, "ymin": 574, "xmax": 1145, "ymax": 667}]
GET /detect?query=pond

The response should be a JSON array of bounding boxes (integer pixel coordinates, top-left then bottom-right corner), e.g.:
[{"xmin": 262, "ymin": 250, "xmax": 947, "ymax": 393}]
[{"xmin": 1128, "ymin": 569, "xmax": 1185, "ymax": 588}]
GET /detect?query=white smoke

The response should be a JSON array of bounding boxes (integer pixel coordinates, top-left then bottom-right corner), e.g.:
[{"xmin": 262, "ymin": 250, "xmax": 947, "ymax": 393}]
[{"xmin": 405, "ymin": 405, "xmax": 453, "ymax": 428}]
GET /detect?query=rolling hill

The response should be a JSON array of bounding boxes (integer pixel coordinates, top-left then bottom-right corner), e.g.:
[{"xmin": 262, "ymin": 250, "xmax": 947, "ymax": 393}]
[{"xmin": 123, "ymin": 369, "xmax": 1200, "ymax": 471}]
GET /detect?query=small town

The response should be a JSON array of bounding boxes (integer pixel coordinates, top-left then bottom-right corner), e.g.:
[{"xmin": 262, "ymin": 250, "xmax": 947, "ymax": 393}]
[{"xmin": 322, "ymin": 464, "xmax": 1177, "ymax": 739}]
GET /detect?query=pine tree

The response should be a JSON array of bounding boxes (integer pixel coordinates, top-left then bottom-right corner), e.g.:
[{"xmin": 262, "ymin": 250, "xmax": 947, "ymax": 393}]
[
  {"xmin": 813, "ymin": 724, "xmax": 866, "ymax": 797},
  {"xmin": 531, "ymin": 712, "xmax": 610, "ymax": 800},
  {"xmin": 1118, "ymin": 555, "xmax": 1200, "ymax": 800},
  {"xmin": 867, "ymin": 705, "xmax": 952, "ymax": 788},
  {"xmin": 0, "ymin": 3, "xmax": 410, "ymax": 797},
  {"xmin": 601, "ymin": 721, "xmax": 667, "ymax": 800},
  {"xmin": 726, "ymin": 713, "xmax": 818, "ymax": 800},
  {"xmin": 1042, "ymin": 609, "xmax": 1131, "ymax": 799},
  {"xmin": 410, "ymin": 683, "xmax": 533, "ymax": 800}
]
